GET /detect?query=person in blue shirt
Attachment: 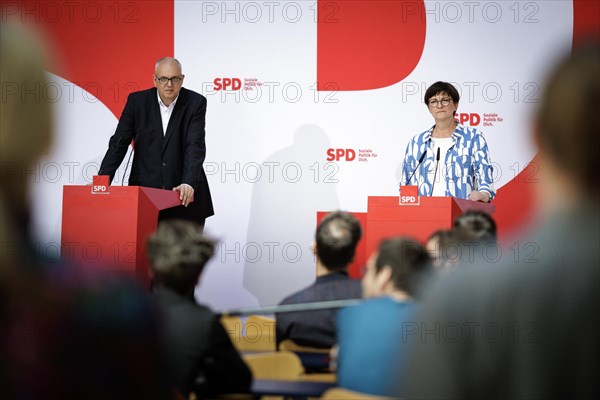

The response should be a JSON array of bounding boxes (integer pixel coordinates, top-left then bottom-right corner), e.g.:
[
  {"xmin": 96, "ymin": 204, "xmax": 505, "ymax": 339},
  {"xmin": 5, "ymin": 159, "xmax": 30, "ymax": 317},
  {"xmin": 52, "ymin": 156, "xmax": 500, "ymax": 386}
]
[
  {"xmin": 401, "ymin": 81, "xmax": 495, "ymax": 202},
  {"xmin": 336, "ymin": 237, "xmax": 433, "ymax": 396}
]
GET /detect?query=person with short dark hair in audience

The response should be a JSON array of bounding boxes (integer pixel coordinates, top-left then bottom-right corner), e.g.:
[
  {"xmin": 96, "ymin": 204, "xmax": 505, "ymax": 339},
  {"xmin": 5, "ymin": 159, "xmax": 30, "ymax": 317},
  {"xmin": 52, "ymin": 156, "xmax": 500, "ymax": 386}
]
[
  {"xmin": 147, "ymin": 220, "xmax": 252, "ymax": 397},
  {"xmin": 276, "ymin": 211, "xmax": 362, "ymax": 348},
  {"xmin": 425, "ymin": 229, "xmax": 453, "ymax": 269},
  {"xmin": 402, "ymin": 44, "xmax": 599, "ymax": 399},
  {"xmin": 426, "ymin": 228, "xmax": 480, "ymax": 273},
  {"xmin": 454, "ymin": 210, "xmax": 497, "ymax": 244},
  {"xmin": 335, "ymin": 238, "xmax": 432, "ymax": 396}
]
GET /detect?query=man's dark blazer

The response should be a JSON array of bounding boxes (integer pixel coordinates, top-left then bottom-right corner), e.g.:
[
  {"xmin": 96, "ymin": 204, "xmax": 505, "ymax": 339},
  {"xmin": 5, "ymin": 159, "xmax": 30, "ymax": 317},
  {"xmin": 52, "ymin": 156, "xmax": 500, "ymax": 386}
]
[
  {"xmin": 276, "ymin": 271, "xmax": 362, "ymax": 348},
  {"xmin": 155, "ymin": 287, "xmax": 252, "ymax": 396},
  {"xmin": 99, "ymin": 87, "xmax": 214, "ymax": 222}
]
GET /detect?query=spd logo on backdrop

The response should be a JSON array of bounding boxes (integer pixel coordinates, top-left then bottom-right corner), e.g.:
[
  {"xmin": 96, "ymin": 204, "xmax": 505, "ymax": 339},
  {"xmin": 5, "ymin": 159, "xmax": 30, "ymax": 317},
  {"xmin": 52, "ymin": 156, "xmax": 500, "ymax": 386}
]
[
  {"xmin": 455, "ymin": 113, "xmax": 481, "ymax": 127},
  {"xmin": 326, "ymin": 148, "xmax": 356, "ymax": 162},
  {"xmin": 326, "ymin": 148, "xmax": 379, "ymax": 162},
  {"xmin": 213, "ymin": 77, "xmax": 264, "ymax": 91},
  {"xmin": 455, "ymin": 113, "xmax": 504, "ymax": 128},
  {"xmin": 213, "ymin": 78, "xmax": 242, "ymax": 91}
]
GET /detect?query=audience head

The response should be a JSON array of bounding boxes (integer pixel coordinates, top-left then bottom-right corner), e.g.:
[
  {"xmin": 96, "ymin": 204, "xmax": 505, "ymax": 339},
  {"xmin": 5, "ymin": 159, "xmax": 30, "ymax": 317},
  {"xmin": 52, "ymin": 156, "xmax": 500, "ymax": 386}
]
[
  {"xmin": 425, "ymin": 230, "xmax": 452, "ymax": 268},
  {"xmin": 426, "ymin": 228, "xmax": 480, "ymax": 273},
  {"xmin": 315, "ymin": 211, "xmax": 362, "ymax": 272},
  {"xmin": 362, "ymin": 237, "xmax": 432, "ymax": 300},
  {"xmin": 147, "ymin": 219, "xmax": 215, "ymax": 296},
  {"xmin": 453, "ymin": 210, "xmax": 497, "ymax": 244},
  {"xmin": 535, "ymin": 43, "xmax": 599, "ymax": 202}
]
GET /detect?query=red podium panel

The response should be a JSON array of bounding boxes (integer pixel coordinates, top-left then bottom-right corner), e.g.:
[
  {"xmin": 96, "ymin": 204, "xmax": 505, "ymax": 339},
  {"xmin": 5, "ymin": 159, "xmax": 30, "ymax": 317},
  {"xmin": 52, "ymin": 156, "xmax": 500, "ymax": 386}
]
[
  {"xmin": 61, "ymin": 186, "xmax": 183, "ymax": 288},
  {"xmin": 366, "ymin": 196, "xmax": 496, "ymax": 263}
]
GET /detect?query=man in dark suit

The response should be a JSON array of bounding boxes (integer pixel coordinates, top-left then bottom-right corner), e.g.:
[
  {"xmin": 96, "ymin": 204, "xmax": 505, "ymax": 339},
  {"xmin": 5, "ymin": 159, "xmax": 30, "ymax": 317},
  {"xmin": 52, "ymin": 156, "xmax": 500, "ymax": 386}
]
[
  {"xmin": 99, "ymin": 57, "xmax": 213, "ymax": 227},
  {"xmin": 147, "ymin": 220, "xmax": 252, "ymax": 397}
]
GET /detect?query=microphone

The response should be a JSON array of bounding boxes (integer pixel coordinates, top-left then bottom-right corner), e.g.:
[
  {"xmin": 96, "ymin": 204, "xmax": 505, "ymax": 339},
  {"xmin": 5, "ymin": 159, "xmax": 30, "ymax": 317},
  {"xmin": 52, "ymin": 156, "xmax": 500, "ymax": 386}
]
[
  {"xmin": 405, "ymin": 150, "xmax": 427, "ymax": 185},
  {"xmin": 121, "ymin": 140, "xmax": 135, "ymax": 186},
  {"xmin": 121, "ymin": 130, "xmax": 140, "ymax": 186},
  {"xmin": 430, "ymin": 147, "xmax": 441, "ymax": 196}
]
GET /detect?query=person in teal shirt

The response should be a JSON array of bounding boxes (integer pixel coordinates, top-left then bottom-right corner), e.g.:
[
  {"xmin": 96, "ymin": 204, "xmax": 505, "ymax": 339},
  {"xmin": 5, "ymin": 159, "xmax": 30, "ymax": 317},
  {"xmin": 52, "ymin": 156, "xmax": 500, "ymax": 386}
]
[{"xmin": 336, "ymin": 238, "xmax": 433, "ymax": 396}]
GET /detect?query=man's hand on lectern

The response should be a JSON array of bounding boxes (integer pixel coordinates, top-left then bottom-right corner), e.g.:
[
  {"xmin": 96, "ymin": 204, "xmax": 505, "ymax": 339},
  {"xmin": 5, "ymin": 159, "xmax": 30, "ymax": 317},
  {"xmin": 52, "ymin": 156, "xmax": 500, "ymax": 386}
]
[{"xmin": 174, "ymin": 184, "xmax": 194, "ymax": 207}]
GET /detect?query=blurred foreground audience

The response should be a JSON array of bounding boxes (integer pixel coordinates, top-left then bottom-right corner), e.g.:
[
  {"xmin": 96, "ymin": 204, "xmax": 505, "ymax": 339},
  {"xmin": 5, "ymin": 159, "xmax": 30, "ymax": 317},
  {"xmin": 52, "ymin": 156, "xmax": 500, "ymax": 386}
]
[
  {"xmin": 402, "ymin": 44, "xmax": 599, "ymax": 398},
  {"xmin": 147, "ymin": 220, "xmax": 252, "ymax": 397},
  {"xmin": 276, "ymin": 211, "xmax": 362, "ymax": 348},
  {"xmin": 425, "ymin": 229, "xmax": 447, "ymax": 265},
  {"xmin": 0, "ymin": 22, "xmax": 170, "ymax": 400},
  {"xmin": 425, "ymin": 228, "xmax": 477, "ymax": 272},
  {"xmin": 426, "ymin": 210, "xmax": 497, "ymax": 273},
  {"xmin": 336, "ymin": 238, "xmax": 432, "ymax": 396},
  {"xmin": 453, "ymin": 210, "xmax": 497, "ymax": 244}
]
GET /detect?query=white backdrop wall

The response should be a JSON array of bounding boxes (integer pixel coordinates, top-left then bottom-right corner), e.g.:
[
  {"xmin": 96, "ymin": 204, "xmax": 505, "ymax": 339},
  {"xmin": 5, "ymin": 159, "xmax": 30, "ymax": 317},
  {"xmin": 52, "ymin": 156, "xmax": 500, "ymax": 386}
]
[{"xmin": 26, "ymin": 1, "xmax": 573, "ymax": 310}]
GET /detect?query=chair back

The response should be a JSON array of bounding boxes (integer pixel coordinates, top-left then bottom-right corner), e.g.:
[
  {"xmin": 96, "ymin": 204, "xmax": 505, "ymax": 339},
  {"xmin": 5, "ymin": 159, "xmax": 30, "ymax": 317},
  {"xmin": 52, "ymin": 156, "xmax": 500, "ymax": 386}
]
[
  {"xmin": 321, "ymin": 387, "xmax": 392, "ymax": 399},
  {"xmin": 237, "ymin": 315, "xmax": 276, "ymax": 352},
  {"xmin": 220, "ymin": 315, "xmax": 243, "ymax": 345},
  {"xmin": 242, "ymin": 350, "xmax": 304, "ymax": 380},
  {"xmin": 278, "ymin": 339, "xmax": 330, "ymax": 354}
]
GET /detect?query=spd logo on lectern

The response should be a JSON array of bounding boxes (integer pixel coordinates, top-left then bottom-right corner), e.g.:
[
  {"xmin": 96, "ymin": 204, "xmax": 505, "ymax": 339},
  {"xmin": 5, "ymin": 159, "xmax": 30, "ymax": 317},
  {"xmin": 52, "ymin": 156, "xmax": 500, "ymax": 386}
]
[
  {"xmin": 399, "ymin": 185, "xmax": 419, "ymax": 206},
  {"xmin": 92, "ymin": 175, "xmax": 110, "ymax": 194}
]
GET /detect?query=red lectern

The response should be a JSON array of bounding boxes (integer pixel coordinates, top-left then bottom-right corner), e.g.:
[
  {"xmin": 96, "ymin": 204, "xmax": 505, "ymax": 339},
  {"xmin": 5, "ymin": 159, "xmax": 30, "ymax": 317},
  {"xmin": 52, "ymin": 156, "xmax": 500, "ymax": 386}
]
[
  {"xmin": 365, "ymin": 196, "xmax": 496, "ymax": 262},
  {"xmin": 61, "ymin": 186, "xmax": 183, "ymax": 288}
]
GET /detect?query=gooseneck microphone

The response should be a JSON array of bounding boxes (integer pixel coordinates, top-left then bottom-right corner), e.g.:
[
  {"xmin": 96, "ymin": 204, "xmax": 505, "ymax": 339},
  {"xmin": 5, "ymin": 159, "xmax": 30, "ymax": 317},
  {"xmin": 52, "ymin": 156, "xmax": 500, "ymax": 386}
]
[
  {"xmin": 121, "ymin": 130, "xmax": 140, "ymax": 186},
  {"xmin": 121, "ymin": 140, "xmax": 135, "ymax": 186},
  {"xmin": 430, "ymin": 147, "xmax": 441, "ymax": 196},
  {"xmin": 405, "ymin": 150, "xmax": 427, "ymax": 184}
]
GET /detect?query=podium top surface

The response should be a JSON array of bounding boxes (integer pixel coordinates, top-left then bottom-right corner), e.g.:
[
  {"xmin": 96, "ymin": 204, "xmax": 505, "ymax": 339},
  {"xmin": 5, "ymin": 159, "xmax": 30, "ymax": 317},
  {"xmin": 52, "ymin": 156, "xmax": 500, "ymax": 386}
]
[
  {"xmin": 63, "ymin": 185, "xmax": 184, "ymax": 210},
  {"xmin": 368, "ymin": 196, "xmax": 496, "ymax": 214}
]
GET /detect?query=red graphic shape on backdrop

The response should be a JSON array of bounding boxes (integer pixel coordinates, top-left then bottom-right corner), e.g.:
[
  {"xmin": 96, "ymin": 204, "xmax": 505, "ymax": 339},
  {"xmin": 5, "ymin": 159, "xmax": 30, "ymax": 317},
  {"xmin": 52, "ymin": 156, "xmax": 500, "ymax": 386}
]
[
  {"xmin": 2, "ymin": 1, "xmax": 174, "ymax": 118},
  {"xmin": 317, "ymin": 0, "xmax": 426, "ymax": 91},
  {"xmin": 573, "ymin": 0, "xmax": 600, "ymax": 47},
  {"xmin": 493, "ymin": 156, "xmax": 539, "ymax": 243}
]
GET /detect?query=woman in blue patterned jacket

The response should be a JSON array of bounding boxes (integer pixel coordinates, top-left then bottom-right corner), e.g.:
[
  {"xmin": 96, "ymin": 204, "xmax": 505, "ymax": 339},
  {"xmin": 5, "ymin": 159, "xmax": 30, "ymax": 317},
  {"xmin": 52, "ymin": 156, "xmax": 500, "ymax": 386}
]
[{"xmin": 401, "ymin": 81, "xmax": 495, "ymax": 202}]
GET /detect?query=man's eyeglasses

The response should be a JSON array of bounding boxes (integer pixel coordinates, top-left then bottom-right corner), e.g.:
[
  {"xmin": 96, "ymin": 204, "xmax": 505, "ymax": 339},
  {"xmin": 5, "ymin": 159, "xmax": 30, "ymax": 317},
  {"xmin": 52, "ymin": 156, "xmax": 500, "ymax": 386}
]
[
  {"xmin": 155, "ymin": 75, "xmax": 183, "ymax": 85},
  {"xmin": 429, "ymin": 98, "xmax": 453, "ymax": 107}
]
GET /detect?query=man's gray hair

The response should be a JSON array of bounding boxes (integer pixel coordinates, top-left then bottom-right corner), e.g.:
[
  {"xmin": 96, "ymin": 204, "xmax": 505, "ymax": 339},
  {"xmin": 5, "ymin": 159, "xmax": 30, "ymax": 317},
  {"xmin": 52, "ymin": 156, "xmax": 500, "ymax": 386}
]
[{"xmin": 154, "ymin": 57, "xmax": 183, "ymax": 73}]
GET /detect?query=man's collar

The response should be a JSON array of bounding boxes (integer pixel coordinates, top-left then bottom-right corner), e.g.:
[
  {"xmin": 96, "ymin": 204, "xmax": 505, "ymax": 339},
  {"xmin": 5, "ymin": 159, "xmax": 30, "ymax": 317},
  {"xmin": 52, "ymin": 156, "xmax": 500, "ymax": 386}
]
[
  {"xmin": 156, "ymin": 91, "xmax": 180, "ymax": 109},
  {"xmin": 316, "ymin": 270, "xmax": 350, "ymax": 282}
]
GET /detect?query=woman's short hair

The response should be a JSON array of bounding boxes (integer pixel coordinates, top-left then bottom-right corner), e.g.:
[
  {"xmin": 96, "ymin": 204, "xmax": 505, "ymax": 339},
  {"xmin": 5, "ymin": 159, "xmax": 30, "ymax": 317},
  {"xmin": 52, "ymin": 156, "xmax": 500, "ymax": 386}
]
[{"xmin": 424, "ymin": 81, "xmax": 460, "ymax": 105}]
